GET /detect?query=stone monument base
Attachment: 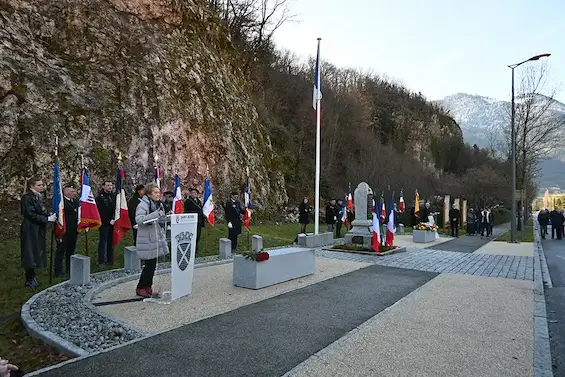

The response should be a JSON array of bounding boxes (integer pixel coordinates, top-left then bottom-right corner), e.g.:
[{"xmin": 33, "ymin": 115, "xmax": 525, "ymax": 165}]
[
  {"xmin": 343, "ymin": 219, "xmax": 373, "ymax": 248},
  {"xmin": 297, "ymin": 232, "xmax": 334, "ymax": 248},
  {"xmin": 343, "ymin": 233, "xmax": 372, "ymax": 248}
]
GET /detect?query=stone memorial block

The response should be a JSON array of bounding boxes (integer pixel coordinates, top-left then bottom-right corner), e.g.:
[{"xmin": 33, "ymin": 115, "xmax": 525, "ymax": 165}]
[
  {"xmin": 124, "ymin": 246, "xmax": 141, "ymax": 272},
  {"xmin": 233, "ymin": 247, "xmax": 315, "ymax": 289},
  {"xmin": 219, "ymin": 238, "xmax": 232, "ymax": 259},
  {"xmin": 344, "ymin": 182, "xmax": 374, "ymax": 247},
  {"xmin": 462, "ymin": 200, "xmax": 467, "ymax": 224},
  {"xmin": 252, "ymin": 235, "xmax": 263, "ymax": 252},
  {"xmin": 70, "ymin": 254, "xmax": 90, "ymax": 285},
  {"xmin": 443, "ymin": 195, "xmax": 450, "ymax": 229},
  {"xmin": 413, "ymin": 230, "xmax": 436, "ymax": 243},
  {"xmin": 398, "ymin": 224, "xmax": 405, "ymax": 234}
]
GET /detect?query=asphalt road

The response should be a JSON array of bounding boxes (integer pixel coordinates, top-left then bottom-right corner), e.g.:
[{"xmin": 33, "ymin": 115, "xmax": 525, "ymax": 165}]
[
  {"xmin": 541, "ymin": 237, "xmax": 565, "ymax": 377},
  {"xmin": 427, "ymin": 223, "xmax": 510, "ymax": 253},
  {"xmin": 34, "ymin": 265, "xmax": 436, "ymax": 377}
]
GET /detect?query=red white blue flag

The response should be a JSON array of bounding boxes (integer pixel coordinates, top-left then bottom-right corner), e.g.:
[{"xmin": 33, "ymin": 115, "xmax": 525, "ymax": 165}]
[
  {"xmin": 78, "ymin": 168, "xmax": 101, "ymax": 231},
  {"xmin": 372, "ymin": 199, "xmax": 380, "ymax": 253},
  {"xmin": 313, "ymin": 40, "xmax": 322, "ymax": 110},
  {"xmin": 243, "ymin": 175, "xmax": 252, "ymax": 230},
  {"xmin": 399, "ymin": 189, "xmax": 405, "ymax": 213},
  {"xmin": 203, "ymin": 177, "xmax": 215, "ymax": 225},
  {"xmin": 172, "ymin": 174, "xmax": 183, "ymax": 214},
  {"xmin": 52, "ymin": 161, "xmax": 66, "ymax": 239},
  {"xmin": 386, "ymin": 193, "xmax": 396, "ymax": 247},
  {"xmin": 154, "ymin": 166, "xmax": 163, "ymax": 189},
  {"xmin": 113, "ymin": 168, "xmax": 131, "ymax": 246}
]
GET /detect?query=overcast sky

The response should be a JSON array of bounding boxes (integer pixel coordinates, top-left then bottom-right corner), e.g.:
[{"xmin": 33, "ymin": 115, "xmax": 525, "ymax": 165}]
[{"xmin": 274, "ymin": 0, "xmax": 565, "ymax": 103}]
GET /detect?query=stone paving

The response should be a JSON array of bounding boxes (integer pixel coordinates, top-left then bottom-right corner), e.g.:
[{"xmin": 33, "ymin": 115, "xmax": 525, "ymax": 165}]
[{"xmin": 317, "ymin": 247, "xmax": 535, "ymax": 281}]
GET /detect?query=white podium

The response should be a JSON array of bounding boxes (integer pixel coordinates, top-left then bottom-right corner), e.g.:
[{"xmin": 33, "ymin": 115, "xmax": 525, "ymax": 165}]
[
  {"xmin": 170, "ymin": 213, "xmax": 198, "ymax": 300},
  {"xmin": 144, "ymin": 213, "xmax": 198, "ymax": 304}
]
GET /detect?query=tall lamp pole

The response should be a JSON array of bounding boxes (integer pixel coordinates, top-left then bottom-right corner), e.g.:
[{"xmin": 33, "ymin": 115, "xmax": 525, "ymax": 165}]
[{"xmin": 508, "ymin": 53, "xmax": 551, "ymax": 243}]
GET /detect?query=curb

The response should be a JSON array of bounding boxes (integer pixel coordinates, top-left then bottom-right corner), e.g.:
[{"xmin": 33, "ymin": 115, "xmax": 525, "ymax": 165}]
[
  {"xmin": 532, "ymin": 219, "xmax": 554, "ymax": 377},
  {"xmin": 21, "ymin": 257, "xmax": 235, "ymax": 365}
]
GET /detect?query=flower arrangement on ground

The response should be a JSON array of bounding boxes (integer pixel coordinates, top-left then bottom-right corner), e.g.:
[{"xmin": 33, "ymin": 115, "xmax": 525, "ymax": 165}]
[
  {"xmin": 242, "ymin": 249, "xmax": 270, "ymax": 262},
  {"xmin": 413, "ymin": 223, "xmax": 439, "ymax": 232}
]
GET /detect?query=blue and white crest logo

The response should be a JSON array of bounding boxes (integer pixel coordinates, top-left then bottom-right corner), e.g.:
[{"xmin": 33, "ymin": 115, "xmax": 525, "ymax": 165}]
[{"xmin": 175, "ymin": 231, "xmax": 193, "ymax": 271}]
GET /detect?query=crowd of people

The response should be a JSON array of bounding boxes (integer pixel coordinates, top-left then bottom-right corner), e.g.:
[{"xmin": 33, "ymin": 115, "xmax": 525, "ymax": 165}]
[
  {"xmin": 537, "ymin": 207, "xmax": 565, "ymax": 240},
  {"xmin": 19, "ymin": 176, "xmax": 252, "ymax": 299},
  {"xmin": 466, "ymin": 207, "xmax": 495, "ymax": 238}
]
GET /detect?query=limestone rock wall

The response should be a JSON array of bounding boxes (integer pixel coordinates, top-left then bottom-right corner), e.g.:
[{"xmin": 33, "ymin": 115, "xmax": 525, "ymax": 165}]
[{"xmin": 0, "ymin": 0, "xmax": 288, "ymax": 208}]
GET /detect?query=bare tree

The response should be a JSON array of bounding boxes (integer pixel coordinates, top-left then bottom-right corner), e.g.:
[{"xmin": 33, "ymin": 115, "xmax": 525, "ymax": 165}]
[{"xmin": 502, "ymin": 63, "xmax": 565, "ymax": 219}]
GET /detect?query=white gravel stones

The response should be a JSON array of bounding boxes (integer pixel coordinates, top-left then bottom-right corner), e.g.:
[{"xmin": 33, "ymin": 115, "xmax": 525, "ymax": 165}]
[{"xmin": 26, "ymin": 255, "xmax": 222, "ymax": 354}]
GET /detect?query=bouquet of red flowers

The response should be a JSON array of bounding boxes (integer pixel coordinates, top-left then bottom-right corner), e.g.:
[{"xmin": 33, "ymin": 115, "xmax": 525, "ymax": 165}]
[
  {"xmin": 242, "ymin": 249, "xmax": 270, "ymax": 262},
  {"xmin": 255, "ymin": 251, "xmax": 270, "ymax": 262}
]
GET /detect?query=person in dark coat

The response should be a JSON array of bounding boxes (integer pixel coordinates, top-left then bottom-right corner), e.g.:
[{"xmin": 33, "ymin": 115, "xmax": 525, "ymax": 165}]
[
  {"xmin": 298, "ymin": 197, "xmax": 312, "ymax": 234},
  {"xmin": 420, "ymin": 202, "xmax": 431, "ymax": 223},
  {"xmin": 224, "ymin": 191, "xmax": 245, "ymax": 251},
  {"xmin": 128, "ymin": 184, "xmax": 145, "ymax": 246},
  {"xmin": 162, "ymin": 191, "xmax": 174, "ymax": 214},
  {"xmin": 550, "ymin": 207, "xmax": 563, "ymax": 239},
  {"xmin": 336, "ymin": 199, "xmax": 345, "ymax": 238},
  {"xmin": 449, "ymin": 204, "xmax": 461, "ymax": 237},
  {"xmin": 325, "ymin": 199, "xmax": 338, "ymax": 233},
  {"xmin": 184, "ymin": 188, "xmax": 205, "ymax": 254},
  {"xmin": 467, "ymin": 208, "xmax": 476, "ymax": 235},
  {"xmin": 54, "ymin": 185, "xmax": 79, "ymax": 277},
  {"xmin": 96, "ymin": 181, "xmax": 115, "ymax": 265},
  {"xmin": 537, "ymin": 209, "xmax": 549, "ymax": 239},
  {"xmin": 21, "ymin": 177, "xmax": 57, "ymax": 288}
]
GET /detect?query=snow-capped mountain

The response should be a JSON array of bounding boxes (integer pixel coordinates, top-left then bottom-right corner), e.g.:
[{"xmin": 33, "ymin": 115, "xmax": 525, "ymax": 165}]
[{"xmin": 438, "ymin": 93, "xmax": 565, "ymax": 188}]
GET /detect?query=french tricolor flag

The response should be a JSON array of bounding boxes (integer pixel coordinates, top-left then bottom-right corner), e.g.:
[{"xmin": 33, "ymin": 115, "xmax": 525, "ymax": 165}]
[
  {"xmin": 112, "ymin": 168, "xmax": 131, "ymax": 246},
  {"xmin": 203, "ymin": 177, "xmax": 214, "ymax": 225},
  {"xmin": 52, "ymin": 161, "xmax": 66, "ymax": 239},
  {"xmin": 172, "ymin": 174, "xmax": 183, "ymax": 214},
  {"xmin": 385, "ymin": 193, "xmax": 396, "ymax": 247},
  {"xmin": 78, "ymin": 168, "xmax": 101, "ymax": 231},
  {"xmin": 371, "ymin": 199, "xmax": 380, "ymax": 253},
  {"xmin": 243, "ymin": 175, "xmax": 252, "ymax": 230},
  {"xmin": 154, "ymin": 166, "xmax": 163, "ymax": 189},
  {"xmin": 399, "ymin": 189, "xmax": 405, "ymax": 213},
  {"xmin": 312, "ymin": 39, "xmax": 322, "ymax": 110}
]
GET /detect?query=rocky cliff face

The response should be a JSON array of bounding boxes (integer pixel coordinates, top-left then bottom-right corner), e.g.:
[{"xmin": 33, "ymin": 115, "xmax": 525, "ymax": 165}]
[{"xmin": 0, "ymin": 0, "xmax": 288, "ymax": 207}]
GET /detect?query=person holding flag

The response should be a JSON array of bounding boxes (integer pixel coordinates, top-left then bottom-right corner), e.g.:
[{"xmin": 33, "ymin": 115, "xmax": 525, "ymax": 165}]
[
  {"xmin": 224, "ymin": 191, "xmax": 245, "ymax": 251},
  {"xmin": 184, "ymin": 186, "xmax": 205, "ymax": 255},
  {"xmin": 95, "ymin": 180, "xmax": 115, "ymax": 265},
  {"xmin": 54, "ymin": 183, "xmax": 79, "ymax": 278},
  {"xmin": 20, "ymin": 176, "xmax": 57, "ymax": 287}
]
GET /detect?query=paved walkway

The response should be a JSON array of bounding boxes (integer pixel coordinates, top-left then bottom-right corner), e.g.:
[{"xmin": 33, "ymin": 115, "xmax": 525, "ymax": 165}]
[
  {"xmin": 427, "ymin": 223, "xmax": 510, "ymax": 253},
  {"xmin": 541, "ymin": 236, "xmax": 565, "ymax": 376},
  {"xmin": 30, "ymin": 222, "xmax": 536, "ymax": 377},
  {"xmin": 32, "ymin": 266, "xmax": 437, "ymax": 377}
]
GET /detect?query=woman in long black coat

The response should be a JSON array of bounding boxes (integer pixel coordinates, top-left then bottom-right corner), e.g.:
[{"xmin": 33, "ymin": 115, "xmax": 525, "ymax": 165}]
[
  {"xmin": 21, "ymin": 176, "xmax": 56, "ymax": 288},
  {"xmin": 298, "ymin": 197, "xmax": 312, "ymax": 234}
]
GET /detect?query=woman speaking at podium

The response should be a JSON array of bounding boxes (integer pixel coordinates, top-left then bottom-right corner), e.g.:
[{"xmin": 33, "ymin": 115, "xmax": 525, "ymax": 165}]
[{"xmin": 134, "ymin": 182, "xmax": 169, "ymax": 298}]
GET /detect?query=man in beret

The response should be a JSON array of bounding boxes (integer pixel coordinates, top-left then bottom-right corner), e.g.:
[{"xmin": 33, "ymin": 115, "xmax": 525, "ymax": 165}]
[
  {"xmin": 54, "ymin": 183, "xmax": 79, "ymax": 277},
  {"xmin": 224, "ymin": 191, "xmax": 245, "ymax": 251},
  {"xmin": 184, "ymin": 187, "xmax": 205, "ymax": 255}
]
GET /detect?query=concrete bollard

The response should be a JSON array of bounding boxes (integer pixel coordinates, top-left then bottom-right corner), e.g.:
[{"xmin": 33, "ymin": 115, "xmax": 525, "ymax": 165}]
[
  {"xmin": 252, "ymin": 235, "xmax": 263, "ymax": 252},
  {"xmin": 70, "ymin": 254, "xmax": 90, "ymax": 285},
  {"xmin": 399, "ymin": 224, "xmax": 405, "ymax": 234},
  {"xmin": 124, "ymin": 246, "xmax": 141, "ymax": 272},
  {"xmin": 219, "ymin": 238, "xmax": 232, "ymax": 259}
]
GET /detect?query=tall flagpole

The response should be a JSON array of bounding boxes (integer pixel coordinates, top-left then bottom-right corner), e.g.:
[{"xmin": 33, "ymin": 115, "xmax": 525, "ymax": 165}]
[
  {"xmin": 314, "ymin": 37, "xmax": 321, "ymax": 235},
  {"xmin": 49, "ymin": 136, "xmax": 59, "ymax": 284}
]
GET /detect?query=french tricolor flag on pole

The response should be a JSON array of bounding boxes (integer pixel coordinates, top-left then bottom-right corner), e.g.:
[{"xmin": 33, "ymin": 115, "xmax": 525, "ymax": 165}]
[
  {"xmin": 313, "ymin": 40, "xmax": 322, "ymax": 110},
  {"xmin": 172, "ymin": 174, "xmax": 183, "ymax": 214},
  {"xmin": 371, "ymin": 199, "xmax": 380, "ymax": 253},
  {"xmin": 203, "ymin": 177, "xmax": 215, "ymax": 225}
]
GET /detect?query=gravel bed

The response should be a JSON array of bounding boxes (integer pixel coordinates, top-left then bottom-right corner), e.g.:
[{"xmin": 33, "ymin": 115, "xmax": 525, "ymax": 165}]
[{"xmin": 28, "ymin": 255, "xmax": 223, "ymax": 353}]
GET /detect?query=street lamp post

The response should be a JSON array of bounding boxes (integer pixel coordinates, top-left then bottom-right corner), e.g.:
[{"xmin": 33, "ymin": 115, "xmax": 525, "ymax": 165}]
[{"xmin": 508, "ymin": 53, "xmax": 551, "ymax": 243}]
